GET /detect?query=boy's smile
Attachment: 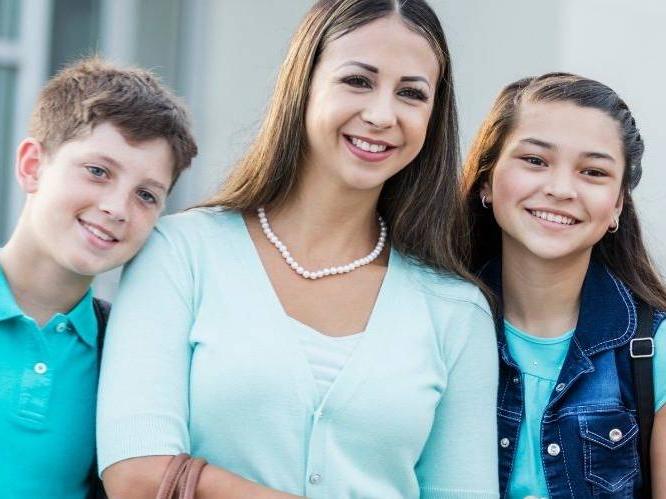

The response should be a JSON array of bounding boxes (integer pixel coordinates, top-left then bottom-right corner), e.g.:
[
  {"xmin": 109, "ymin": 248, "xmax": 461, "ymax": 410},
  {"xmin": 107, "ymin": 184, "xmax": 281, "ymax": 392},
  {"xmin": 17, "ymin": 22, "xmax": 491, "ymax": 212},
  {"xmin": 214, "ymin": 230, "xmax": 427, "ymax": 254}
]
[{"xmin": 22, "ymin": 122, "xmax": 174, "ymax": 276}]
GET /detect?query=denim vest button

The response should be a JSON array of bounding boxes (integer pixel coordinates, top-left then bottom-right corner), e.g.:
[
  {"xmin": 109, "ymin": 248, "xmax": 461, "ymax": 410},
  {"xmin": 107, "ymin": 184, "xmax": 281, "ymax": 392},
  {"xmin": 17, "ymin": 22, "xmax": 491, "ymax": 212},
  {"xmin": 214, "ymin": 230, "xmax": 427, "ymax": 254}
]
[
  {"xmin": 555, "ymin": 382, "xmax": 566, "ymax": 392},
  {"xmin": 500, "ymin": 437, "xmax": 510, "ymax": 448},
  {"xmin": 547, "ymin": 443, "xmax": 561, "ymax": 456},
  {"xmin": 512, "ymin": 376, "xmax": 520, "ymax": 384},
  {"xmin": 609, "ymin": 428, "xmax": 623, "ymax": 442}
]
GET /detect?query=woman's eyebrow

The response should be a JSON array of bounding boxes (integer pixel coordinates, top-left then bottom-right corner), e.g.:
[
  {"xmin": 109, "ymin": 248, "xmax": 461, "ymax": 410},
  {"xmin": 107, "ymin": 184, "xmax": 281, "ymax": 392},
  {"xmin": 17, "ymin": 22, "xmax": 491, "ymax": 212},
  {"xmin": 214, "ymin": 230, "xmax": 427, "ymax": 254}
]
[{"xmin": 337, "ymin": 61, "xmax": 431, "ymax": 88}]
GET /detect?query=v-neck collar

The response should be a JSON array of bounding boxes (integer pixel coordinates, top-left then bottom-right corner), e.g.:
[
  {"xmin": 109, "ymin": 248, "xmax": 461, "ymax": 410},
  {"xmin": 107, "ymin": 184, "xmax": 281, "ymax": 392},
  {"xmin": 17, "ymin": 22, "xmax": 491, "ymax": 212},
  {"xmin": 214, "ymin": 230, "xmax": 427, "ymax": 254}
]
[{"xmin": 228, "ymin": 209, "xmax": 403, "ymax": 415}]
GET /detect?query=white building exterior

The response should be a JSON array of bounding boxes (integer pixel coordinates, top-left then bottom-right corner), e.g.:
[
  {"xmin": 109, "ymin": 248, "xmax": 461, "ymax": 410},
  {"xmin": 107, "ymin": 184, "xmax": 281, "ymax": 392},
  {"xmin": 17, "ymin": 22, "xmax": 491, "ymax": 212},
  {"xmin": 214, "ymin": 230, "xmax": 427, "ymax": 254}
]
[{"xmin": 1, "ymin": 0, "xmax": 664, "ymax": 299}]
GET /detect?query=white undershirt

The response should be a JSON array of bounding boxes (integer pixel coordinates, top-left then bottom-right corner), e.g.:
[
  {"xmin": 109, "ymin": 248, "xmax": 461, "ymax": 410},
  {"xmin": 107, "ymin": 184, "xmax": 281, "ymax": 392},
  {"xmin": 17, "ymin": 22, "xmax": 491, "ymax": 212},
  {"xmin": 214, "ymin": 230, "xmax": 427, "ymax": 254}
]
[{"xmin": 291, "ymin": 318, "xmax": 365, "ymax": 401}]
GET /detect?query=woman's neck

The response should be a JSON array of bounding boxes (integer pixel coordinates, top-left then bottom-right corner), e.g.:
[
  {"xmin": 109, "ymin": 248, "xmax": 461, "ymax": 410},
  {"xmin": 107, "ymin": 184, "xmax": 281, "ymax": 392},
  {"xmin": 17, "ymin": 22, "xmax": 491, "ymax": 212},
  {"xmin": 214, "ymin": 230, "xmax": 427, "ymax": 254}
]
[
  {"xmin": 0, "ymin": 221, "xmax": 92, "ymax": 326},
  {"xmin": 501, "ymin": 244, "xmax": 591, "ymax": 338},
  {"xmin": 262, "ymin": 168, "xmax": 385, "ymax": 267}
]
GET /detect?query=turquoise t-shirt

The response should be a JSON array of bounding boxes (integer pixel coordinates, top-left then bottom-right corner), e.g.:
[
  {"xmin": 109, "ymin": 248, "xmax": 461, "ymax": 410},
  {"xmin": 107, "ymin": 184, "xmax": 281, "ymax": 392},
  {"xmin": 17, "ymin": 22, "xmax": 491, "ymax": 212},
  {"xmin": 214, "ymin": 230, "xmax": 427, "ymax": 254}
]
[
  {"xmin": 505, "ymin": 319, "xmax": 666, "ymax": 499},
  {"xmin": 0, "ymin": 267, "xmax": 99, "ymax": 499}
]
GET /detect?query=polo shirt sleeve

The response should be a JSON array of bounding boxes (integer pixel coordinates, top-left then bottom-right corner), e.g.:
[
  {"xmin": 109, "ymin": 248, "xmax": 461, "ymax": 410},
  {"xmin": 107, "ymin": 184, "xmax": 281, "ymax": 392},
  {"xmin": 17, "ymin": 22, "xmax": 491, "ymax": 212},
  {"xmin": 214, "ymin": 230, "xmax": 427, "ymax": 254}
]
[
  {"xmin": 416, "ymin": 289, "xmax": 500, "ymax": 499},
  {"xmin": 654, "ymin": 319, "xmax": 666, "ymax": 412},
  {"xmin": 96, "ymin": 219, "xmax": 195, "ymax": 474}
]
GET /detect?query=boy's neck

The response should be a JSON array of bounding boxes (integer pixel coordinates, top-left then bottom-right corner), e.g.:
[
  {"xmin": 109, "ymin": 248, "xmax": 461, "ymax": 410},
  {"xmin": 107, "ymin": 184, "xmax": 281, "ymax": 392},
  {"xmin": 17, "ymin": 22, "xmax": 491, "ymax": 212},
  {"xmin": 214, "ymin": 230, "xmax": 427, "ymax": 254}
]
[
  {"xmin": 501, "ymin": 245, "xmax": 591, "ymax": 338},
  {"xmin": 0, "ymin": 226, "xmax": 93, "ymax": 326}
]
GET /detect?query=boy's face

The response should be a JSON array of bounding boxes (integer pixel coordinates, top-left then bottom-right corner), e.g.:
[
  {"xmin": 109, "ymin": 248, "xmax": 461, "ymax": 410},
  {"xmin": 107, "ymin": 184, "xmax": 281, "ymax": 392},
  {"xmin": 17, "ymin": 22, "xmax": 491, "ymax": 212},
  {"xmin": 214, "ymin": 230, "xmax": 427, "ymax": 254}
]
[{"xmin": 24, "ymin": 122, "xmax": 174, "ymax": 276}]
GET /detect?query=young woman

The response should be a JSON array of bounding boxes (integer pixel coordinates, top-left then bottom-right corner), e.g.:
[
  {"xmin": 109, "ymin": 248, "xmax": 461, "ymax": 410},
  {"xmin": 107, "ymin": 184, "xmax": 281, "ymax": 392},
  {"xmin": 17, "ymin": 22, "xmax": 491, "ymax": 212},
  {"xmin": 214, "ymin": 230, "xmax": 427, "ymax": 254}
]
[
  {"xmin": 96, "ymin": 1, "xmax": 500, "ymax": 498},
  {"xmin": 462, "ymin": 73, "xmax": 666, "ymax": 498}
]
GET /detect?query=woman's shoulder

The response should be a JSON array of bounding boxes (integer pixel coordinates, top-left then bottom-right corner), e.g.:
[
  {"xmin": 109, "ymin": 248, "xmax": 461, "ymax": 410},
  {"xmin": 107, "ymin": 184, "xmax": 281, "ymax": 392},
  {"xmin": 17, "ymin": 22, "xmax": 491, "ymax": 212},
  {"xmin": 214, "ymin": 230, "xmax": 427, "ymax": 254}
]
[
  {"xmin": 152, "ymin": 207, "xmax": 244, "ymax": 243},
  {"xmin": 397, "ymin": 254, "xmax": 491, "ymax": 318}
]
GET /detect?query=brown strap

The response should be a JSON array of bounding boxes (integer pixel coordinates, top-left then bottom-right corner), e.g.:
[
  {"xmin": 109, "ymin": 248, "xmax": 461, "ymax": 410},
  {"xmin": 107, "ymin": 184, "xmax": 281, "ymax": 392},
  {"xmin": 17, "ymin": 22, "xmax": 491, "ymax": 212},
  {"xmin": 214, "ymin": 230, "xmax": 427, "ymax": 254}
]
[
  {"xmin": 180, "ymin": 458, "xmax": 207, "ymax": 499},
  {"xmin": 156, "ymin": 454, "xmax": 190, "ymax": 499}
]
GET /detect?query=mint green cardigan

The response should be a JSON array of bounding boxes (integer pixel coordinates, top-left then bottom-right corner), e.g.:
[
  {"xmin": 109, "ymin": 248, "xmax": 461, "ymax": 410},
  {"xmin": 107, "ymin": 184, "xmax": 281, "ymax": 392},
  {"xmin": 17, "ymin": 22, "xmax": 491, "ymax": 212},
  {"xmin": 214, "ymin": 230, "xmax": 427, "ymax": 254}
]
[{"xmin": 97, "ymin": 209, "xmax": 499, "ymax": 499}]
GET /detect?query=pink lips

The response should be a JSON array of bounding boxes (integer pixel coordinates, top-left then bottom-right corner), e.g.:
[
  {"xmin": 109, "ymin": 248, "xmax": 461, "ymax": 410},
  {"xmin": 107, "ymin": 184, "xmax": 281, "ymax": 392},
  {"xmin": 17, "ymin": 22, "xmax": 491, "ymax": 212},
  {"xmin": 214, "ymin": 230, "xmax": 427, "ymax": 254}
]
[
  {"xmin": 343, "ymin": 135, "xmax": 397, "ymax": 163},
  {"xmin": 78, "ymin": 219, "xmax": 118, "ymax": 250}
]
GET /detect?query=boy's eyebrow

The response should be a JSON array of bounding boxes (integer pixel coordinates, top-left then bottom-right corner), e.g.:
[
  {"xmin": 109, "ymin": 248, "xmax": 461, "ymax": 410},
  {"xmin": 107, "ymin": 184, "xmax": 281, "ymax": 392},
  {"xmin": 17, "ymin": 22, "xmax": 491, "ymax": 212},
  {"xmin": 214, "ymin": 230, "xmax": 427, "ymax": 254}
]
[
  {"xmin": 519, "ymin": 137, "xmax": 616, "ymax": 162},
  {"xmin": 90, "ymin": 154, "xmax": 168, "ymax": 192},
  {"xmin": 337, "ymin": 61, "xmax": 431, "ymax": 89}
]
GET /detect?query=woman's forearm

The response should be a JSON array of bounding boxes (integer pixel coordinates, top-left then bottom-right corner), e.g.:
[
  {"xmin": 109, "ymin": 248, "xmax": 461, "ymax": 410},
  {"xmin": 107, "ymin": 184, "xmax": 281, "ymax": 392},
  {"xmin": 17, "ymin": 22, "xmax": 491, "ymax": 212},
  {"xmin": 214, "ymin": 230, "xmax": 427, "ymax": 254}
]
[{"xmin": 103, "ymin": 456, "xmax": 303, "ymax": 499}]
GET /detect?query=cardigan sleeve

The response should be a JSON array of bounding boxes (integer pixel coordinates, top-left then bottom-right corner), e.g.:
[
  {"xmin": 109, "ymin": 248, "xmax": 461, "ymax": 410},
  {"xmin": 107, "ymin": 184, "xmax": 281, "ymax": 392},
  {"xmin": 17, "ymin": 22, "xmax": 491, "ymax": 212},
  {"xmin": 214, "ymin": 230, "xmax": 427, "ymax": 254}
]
[
  {"xmin": 416, "ymin": 291, "xmax": 500, "ymax": 499},
  {"xmin": 96, "ymin": 220, "xmax": 195, "ymax": 474}
]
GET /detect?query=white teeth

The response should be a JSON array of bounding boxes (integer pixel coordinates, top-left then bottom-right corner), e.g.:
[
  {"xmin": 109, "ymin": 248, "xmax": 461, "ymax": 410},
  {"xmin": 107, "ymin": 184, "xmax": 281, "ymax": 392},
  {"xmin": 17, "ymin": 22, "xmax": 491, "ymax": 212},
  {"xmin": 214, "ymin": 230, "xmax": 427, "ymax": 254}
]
[
  {"xmin": 350, "ymin": 137, "xmax": 387, "ymax": 153},
  {"xmin": 82, "ymin": 222, "xmax": 114, "ymax": 241},
  {"xmin": 530, "ymin": 210, "xmax": 577, "ymax": 225}
]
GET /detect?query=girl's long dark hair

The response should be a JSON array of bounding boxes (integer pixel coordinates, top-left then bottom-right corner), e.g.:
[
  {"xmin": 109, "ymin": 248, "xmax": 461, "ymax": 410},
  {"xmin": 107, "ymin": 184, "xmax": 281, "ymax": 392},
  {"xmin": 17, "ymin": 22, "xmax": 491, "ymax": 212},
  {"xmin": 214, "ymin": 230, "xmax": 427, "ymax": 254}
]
[
  {"xmin": 198, "ymin": 0, "xmax": 474, "ymax": 281},
  {"xmin": 461, "ymin": 72, "xmax": 666, "ymax": 310}
]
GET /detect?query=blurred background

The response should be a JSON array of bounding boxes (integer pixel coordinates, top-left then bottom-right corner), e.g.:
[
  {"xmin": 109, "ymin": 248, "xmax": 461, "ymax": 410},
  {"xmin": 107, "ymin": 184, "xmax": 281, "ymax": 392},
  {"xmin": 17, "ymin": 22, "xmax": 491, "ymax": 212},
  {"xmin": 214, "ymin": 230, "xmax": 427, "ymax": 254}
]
[{"xmin": 1, "ymin": 0, "xmax": 665, "ymax": 298}]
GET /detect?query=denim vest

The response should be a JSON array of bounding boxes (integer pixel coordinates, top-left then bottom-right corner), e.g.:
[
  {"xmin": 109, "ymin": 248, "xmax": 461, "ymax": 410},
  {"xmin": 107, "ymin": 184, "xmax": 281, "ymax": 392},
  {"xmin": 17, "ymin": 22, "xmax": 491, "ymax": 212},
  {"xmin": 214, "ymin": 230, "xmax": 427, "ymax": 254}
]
[{"xmin": 482, "ymin": 259, "xmax": 666, "ymax": 499}]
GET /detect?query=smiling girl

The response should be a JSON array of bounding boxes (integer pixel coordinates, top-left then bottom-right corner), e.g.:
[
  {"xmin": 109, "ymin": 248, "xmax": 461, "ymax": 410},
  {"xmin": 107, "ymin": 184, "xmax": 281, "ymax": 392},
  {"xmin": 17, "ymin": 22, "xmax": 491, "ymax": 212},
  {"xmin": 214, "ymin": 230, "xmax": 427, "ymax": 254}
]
[
  {"xmin": 462, "ymin": 73, "xmax": 666, "ymax": 498},
  {"xmin": 96, "ymin": 1, "xmax": 499, "ymax": 498}
]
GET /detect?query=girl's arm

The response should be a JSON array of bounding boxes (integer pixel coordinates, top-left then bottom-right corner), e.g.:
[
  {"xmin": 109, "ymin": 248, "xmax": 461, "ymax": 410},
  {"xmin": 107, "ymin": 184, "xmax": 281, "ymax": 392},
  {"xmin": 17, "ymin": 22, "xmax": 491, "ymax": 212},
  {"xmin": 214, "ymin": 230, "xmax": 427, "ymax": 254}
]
[
  {"xmin": 653, "ymin": 407, "xmax": 666, "ymax": 498},
  {"xmin": 103, "ymin": 457, "xmax": 301, "ymax": 499}
]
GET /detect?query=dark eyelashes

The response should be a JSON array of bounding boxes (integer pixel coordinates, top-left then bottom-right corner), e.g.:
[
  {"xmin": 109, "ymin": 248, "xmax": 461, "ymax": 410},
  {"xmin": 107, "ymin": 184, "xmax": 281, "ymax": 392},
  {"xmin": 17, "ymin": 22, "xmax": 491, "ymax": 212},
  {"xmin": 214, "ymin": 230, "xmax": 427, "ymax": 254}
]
[{"xmin": 339, "ymin": 75, "xmax": 429, "ymax": 101}]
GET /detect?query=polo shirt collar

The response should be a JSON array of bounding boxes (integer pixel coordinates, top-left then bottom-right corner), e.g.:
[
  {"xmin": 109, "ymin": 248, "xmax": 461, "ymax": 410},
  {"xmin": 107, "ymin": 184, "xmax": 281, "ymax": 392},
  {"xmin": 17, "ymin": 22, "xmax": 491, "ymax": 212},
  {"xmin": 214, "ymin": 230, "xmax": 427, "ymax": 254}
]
[
  {"xmin": 62, "ymin": 289, "xmax": 97, "ymax": 348},
  {"xmin": 0, "ymin": 265, "xmax": 23, "ymax": 322}
]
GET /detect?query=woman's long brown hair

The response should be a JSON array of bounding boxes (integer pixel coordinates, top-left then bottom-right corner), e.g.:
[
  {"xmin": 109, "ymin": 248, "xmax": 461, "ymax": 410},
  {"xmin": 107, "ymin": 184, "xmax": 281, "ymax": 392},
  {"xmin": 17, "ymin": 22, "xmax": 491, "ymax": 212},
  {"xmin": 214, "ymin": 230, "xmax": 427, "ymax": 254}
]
[
  {"xmin": 461, "ymin": 72, "xmax": 666, "ymax": 310},
  {"xmin": 198, "ymin": 0, "xmax": 475, "ymax": 281}
]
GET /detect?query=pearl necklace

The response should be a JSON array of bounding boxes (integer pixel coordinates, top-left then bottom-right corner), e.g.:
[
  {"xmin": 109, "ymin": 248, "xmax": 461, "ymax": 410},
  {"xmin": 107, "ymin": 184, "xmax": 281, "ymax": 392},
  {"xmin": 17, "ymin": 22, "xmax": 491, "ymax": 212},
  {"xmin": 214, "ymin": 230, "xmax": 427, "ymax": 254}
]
[{"xmin": 257, "ymin": 207, "xmax": 387, "ymax": 280}]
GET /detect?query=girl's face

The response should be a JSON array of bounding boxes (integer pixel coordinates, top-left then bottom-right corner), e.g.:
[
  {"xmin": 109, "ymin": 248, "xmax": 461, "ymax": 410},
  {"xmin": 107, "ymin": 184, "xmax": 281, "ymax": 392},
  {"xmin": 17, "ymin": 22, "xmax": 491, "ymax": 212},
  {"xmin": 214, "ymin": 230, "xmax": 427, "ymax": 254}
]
[
  {"xmin": 303, "ymin": 14, "xmax": 439, "ymax": 192},
  {"xmin": 484, "ymin": 101, "xmax": 625, "ymax": 264}
]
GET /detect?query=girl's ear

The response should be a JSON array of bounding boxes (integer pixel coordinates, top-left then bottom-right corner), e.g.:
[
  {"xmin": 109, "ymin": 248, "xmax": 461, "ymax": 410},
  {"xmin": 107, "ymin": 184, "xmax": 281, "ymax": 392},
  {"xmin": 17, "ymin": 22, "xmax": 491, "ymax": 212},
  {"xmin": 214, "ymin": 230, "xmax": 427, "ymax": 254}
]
[
  {"xmin": 480, "ymin": 180, "xmax": 493, "ymax": 203},
  {"xmin": 15, "ymin": 138, "xmax": 46, "ymax": 194}
]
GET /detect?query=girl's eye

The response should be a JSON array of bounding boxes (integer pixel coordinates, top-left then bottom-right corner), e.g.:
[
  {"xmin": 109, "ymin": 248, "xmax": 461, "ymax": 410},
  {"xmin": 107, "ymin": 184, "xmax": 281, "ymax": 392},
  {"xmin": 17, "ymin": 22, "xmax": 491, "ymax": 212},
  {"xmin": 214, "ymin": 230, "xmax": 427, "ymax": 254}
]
[
  {"xmin": 342, "ymin": 75, "xmax": 372, "ymax": 89},
  {"xmin": 86, "ymin": 165, "xmax": 108, "ymax": 178},
  {"xmin": 523, "ymin": 156, "xmax": 546, "ymax": 167},
  {"xmin": 398, "ymin": 87, "xmax": 428, "ymax": 102},
  {"xmin": 137, "ymin": 190, "xmax": 157, "ymax": 205}
]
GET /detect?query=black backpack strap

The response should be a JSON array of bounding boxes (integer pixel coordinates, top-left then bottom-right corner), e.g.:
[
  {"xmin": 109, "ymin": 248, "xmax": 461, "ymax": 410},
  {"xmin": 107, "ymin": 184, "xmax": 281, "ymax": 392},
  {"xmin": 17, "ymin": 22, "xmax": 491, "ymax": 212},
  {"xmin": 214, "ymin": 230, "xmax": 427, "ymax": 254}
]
[
  {"xmin": 90, "ymin": 297, "xmax": 111, "ymax": 499},
  {"xmin": 631, "ymin": 299, "xmax": 655, "ymax": 498}
]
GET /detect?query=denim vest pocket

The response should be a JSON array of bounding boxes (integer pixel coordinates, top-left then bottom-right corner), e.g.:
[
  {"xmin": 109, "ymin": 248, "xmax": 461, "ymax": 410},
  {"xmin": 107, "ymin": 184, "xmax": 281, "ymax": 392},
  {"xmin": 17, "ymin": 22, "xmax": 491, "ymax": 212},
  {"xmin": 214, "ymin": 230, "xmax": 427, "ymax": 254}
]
[{"xmin": 578, "ymin": 411, "xmax": 639, "ymax": 493}]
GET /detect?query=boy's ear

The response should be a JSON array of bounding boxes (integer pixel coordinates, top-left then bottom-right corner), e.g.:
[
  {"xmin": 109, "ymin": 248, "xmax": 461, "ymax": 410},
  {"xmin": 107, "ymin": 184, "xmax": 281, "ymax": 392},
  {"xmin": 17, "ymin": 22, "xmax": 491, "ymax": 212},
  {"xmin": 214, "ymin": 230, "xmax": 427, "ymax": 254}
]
[{"xmin": 15, "ymin": 138, "xmax": 46, "ymax": 194}]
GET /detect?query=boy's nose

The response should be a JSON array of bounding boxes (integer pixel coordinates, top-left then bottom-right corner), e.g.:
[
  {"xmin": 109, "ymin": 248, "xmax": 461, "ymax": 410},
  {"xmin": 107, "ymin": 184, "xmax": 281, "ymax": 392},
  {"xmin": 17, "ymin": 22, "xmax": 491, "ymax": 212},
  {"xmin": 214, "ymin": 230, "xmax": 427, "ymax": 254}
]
[{"xmin": 98, "ymin": 195, "xmax": 129, "ymax": 222}]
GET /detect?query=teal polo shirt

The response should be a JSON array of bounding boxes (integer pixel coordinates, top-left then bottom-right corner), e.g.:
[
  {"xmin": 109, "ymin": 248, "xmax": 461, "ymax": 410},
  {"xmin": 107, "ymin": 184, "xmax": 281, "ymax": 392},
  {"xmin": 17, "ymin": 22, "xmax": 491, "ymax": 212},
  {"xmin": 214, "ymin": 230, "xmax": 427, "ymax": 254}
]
[{"xmin": 0, "ymin": 267, "xmax": 99, "ymax": 498}]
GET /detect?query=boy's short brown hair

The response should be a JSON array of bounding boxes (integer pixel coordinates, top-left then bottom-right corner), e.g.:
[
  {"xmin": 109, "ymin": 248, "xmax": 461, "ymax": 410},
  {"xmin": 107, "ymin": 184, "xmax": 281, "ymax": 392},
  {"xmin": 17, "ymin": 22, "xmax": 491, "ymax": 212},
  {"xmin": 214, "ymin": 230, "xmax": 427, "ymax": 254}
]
[{"xmin": 29, "ymin": 57, "xmax": 197, "ymax": 187}]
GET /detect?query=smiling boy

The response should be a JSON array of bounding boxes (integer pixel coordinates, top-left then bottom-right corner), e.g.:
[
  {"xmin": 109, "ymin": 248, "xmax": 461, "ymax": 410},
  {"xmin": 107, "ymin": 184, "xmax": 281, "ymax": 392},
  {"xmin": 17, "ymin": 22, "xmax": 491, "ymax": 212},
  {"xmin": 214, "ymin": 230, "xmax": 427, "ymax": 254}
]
[{"xmin": 0, "ymin": 57, "xmax": 197, "ymax": 498}]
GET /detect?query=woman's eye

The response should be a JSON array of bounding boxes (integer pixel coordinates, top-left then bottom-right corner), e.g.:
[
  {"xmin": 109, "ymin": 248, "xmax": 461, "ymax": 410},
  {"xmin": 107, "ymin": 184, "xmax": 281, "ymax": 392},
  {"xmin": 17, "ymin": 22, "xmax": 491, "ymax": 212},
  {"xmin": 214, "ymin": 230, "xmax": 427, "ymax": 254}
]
[
  {"xmin": 581, "ymin": 169, "xmax": 607, "ymax": 178},
  {"xmin": 523, "ymin": 156, "xmax": 546, "ymax": 166},
  {"xmin": 398, "ymin": 87, "xmax": 428, "ymax": 102},
  {"xmin": 342, "ymin": 75, "xmax": 372, "ymax": 89},
  {"xmin": 86, "ymin": 165, "xmax": 108, "ymax": 178},
  {"xmin": 137, "ymin": 190, "xmax": 157, "ymax": 204}
]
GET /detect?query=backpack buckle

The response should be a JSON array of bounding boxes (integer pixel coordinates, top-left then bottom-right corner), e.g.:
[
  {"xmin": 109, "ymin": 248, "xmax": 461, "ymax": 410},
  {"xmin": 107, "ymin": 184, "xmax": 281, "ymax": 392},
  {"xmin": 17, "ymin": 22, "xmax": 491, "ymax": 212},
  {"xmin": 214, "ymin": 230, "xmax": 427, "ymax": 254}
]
[{"xmin": 630, "ymin": 337, "xmax": 654, "ymax": 358}]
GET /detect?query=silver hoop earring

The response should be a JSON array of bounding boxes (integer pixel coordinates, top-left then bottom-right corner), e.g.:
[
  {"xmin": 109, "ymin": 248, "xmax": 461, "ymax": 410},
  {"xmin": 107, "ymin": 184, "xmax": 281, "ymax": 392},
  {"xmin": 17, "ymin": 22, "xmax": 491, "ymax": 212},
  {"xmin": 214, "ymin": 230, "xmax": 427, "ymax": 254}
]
[
  {"xmin": 481, "ymin": 195, "xmax": 490, "ymax": 209},
  {"xmin": 608, "ymin": 214, "xmax": 620, "ymax": 234}
]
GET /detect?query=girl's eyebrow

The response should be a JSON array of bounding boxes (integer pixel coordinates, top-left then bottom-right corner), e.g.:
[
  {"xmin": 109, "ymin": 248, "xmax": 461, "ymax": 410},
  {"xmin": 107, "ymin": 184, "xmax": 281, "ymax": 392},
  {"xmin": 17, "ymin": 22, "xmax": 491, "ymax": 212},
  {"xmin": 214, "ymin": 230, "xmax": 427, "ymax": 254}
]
[
  {"xmin": 519, "ymin": 137, "xmax": 616, "ymax": 162},
  {"xmin": 337, "ymin": 61, "xmax": 431, "ymax": 89}
]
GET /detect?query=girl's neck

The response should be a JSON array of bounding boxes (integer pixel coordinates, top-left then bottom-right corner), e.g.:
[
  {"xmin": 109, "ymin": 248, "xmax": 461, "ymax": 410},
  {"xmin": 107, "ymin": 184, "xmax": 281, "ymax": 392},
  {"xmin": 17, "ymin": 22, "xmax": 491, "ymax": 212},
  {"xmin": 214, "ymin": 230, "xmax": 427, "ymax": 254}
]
[
  {"xmin": 501, "ymin": 244, "xmax": 591, "ymax": 338},
  {"xmin": 0, "ymin": 221, "xmax": 92, "ymax": 326}
]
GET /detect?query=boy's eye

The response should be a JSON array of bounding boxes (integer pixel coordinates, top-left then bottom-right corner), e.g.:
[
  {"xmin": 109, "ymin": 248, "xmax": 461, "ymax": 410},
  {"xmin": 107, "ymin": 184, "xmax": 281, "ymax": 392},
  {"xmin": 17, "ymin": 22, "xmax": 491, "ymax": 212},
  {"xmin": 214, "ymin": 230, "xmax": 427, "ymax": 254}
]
[
  {"xmin": 398, "ymin": 87, "xmax": 428, "ymax": 102},
  {"xmin": 86, "ymin": 165, "xmax": 108, "ymax": 178},
  {"xmin": 137, "ymin": 190, "xmax": 157, "ymax": 204},
  {"xmin": 341, "ymin": 75, "xmax": 372, "ymax": 89},
  {"xmin": 523, "ymin": 156, "xmax": 546, "ymax": 167}
]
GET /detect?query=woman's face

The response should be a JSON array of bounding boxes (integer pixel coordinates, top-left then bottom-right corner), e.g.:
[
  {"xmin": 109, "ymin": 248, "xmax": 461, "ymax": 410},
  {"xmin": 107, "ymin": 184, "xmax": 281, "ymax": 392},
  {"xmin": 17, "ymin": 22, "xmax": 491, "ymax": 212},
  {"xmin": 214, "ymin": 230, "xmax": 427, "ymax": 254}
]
[
  {"xmin": 303, "ymin": 14, "xmax": 439, "ymax": 192},
  {"xmin": 484, "ymin": 101, "xmax": 625, "ymax": 264}
]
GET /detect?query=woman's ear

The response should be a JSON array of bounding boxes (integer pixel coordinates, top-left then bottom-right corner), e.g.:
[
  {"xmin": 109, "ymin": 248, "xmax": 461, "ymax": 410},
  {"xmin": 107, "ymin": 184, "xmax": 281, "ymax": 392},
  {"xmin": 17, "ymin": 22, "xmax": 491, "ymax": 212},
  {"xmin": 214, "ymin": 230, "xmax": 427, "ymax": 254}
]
[
  {"xmin": 15, "ymin": 138, "xmax": 46, "ymax": 194},
  {"xmin": 480, "ymin": 180, "xmax": 493, "ymax": 204}
]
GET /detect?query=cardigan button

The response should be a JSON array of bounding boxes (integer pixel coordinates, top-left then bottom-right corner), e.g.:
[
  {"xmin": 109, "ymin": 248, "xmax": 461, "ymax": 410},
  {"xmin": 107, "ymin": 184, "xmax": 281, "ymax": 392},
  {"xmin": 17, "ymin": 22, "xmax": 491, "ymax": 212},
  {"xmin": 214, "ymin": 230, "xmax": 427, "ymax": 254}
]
[
  {"xmin": 500, "ymin": 437, "xmax": 510, "ymax": 448},
  {"xmin": 547, "ymin": 443, "xmax": 561, "ymax": 456},
  {"xmin": 309, "ymin": 473, "xmax": 322, "ymax": 485}
]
